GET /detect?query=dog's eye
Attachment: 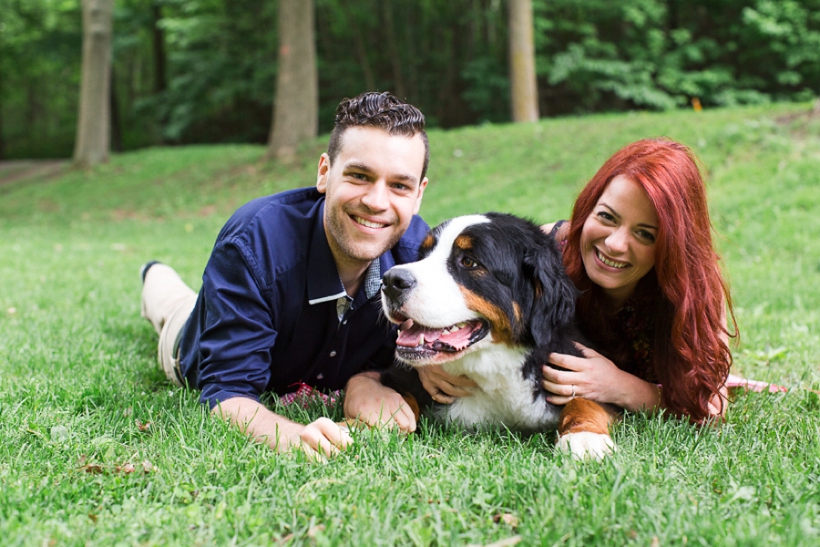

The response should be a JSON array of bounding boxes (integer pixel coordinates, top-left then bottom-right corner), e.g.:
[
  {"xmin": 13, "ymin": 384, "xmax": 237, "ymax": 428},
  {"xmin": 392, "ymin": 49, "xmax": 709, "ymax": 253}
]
[{"xmin": 460, "ymin": 256, "xmax": 479, "ymax": 269}]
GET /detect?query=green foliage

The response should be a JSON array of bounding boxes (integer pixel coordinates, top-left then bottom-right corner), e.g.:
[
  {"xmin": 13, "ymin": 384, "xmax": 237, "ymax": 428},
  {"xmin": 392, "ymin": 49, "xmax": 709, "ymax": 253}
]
[
  {"xmin": 2, "ymin": 104, "xmax": 820, "ymax": 545},
  {"xmin": 3, "ymin": 0, "xmax": 820, "ymax": 159}
]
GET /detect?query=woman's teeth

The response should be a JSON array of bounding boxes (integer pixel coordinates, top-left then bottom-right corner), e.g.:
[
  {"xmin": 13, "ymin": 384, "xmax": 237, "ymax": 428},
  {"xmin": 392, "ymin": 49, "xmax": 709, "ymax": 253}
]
[{"xmin": 597, "ymin": 250, "xmax": 627, "ymax": 268}]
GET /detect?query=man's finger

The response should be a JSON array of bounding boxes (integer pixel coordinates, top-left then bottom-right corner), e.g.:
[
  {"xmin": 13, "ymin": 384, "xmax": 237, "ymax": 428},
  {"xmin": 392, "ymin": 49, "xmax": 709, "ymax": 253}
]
[
  {"xmin": 395, "ymin": 403, "xmax": 417, "ymax": 433},
  {"xmin": 314, "ymin": 417, "xmax": 354, "ymax": 449}
]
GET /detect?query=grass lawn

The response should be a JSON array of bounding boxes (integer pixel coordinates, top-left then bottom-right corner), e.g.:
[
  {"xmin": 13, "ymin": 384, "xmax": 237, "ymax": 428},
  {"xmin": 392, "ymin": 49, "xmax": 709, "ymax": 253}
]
[{"xmin": 1, "ymin": 103, "xmax": 819, "ymax": 546}]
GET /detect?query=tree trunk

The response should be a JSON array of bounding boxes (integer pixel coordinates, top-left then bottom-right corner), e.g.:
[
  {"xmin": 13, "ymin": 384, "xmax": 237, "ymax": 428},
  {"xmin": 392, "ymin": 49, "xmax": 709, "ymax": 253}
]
[
  {"xmin": 152, "ymin": 2, "xmax": 167, "ymax": 94},
  {"xmin": 73, "ymin": 0, "xmax": 114, "ymax": 166},
  {"xmin": 110, "ymin": 65, "xmax": 122, "ymax": 153},
  {"xmin": 508, "ymin": 0, "xmax": 539, "ymax": 122},
  {"xmin": 267, "ymin": 0, "xmax": 318, "ymax": 159},
  {"xmin": 383, "ymin": 1, "xmax": 406, "ymax": 99},
  {"xmin": 0, "ymin": 71, "xmax": 5, "ymax": 160}
]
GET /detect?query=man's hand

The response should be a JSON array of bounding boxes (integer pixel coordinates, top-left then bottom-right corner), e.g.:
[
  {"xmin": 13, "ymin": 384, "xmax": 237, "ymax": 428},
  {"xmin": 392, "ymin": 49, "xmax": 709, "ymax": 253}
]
[
  {"xmin": 418, "ymin": 365, "xmax": 478, "ymax": 404},
  {"xmin": 344, "ymin": 371, "xmax": 417, "ymax": 432},
  {"xmin": 213, "ymin": 397, "xmax": 353, "ymax": 459}
]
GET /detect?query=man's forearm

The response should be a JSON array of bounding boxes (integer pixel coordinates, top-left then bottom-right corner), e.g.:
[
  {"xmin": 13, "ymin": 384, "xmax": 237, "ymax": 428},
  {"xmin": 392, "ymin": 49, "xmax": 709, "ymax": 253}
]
[{"xmin": 212, "ymin": 396, "xmax": 302, "ymax": 452}]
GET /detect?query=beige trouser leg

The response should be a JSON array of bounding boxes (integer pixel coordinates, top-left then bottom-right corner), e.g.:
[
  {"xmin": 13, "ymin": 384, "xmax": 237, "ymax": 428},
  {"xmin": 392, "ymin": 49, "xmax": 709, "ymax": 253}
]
[{"xmin": 141, "ymin": 263, "xmax": 198, "ymax": 386}]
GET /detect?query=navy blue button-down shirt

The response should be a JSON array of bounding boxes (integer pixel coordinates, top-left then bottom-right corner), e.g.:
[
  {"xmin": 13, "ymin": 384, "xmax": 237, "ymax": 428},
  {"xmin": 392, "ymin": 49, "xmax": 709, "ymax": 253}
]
[{"xmin": 177, "ymin": 187, "xmax": 429, "ymax": 409}]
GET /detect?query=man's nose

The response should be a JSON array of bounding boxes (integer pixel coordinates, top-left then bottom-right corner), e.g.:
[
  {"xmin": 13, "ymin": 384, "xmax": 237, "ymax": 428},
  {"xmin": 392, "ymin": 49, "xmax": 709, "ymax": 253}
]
[{"xmin": 361, "ymin": 181, "xmax": 389, "ymax": 212}]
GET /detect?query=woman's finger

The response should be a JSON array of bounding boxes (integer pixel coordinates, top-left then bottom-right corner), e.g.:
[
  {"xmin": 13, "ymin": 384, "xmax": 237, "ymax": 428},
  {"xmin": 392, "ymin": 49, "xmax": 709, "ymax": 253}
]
[
  {"xmin": 542, "ymin": 379, "xmax": 575, "ymax": 398},
  {"xmin": 573, "ymin": 342, "xmax": 601, "ymax": 359},
  {"xmin": 547, "ymin": 352, "xmax": 586, "ymax": 371},
  {"xmin": 542, "ymin": 365, "xmax": 577, "ymax": 385}
]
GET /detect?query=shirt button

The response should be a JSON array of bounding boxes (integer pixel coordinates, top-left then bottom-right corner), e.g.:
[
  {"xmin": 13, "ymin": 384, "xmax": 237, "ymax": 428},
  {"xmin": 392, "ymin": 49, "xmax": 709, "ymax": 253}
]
[{"xmin": 329, "ymin": 350, "xmax": 337, "ymax": 357}]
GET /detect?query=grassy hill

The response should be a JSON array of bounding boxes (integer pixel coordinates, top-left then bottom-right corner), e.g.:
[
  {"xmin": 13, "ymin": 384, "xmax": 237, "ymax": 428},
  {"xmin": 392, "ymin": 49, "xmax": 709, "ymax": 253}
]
[{"xmin": 1, "ymin": 103, "xmax": 819, "ymax": 546}]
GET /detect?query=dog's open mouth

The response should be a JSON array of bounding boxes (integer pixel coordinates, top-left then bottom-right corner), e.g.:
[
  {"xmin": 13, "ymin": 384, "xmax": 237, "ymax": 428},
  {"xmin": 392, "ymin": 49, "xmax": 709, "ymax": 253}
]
[{"xmin": 394, "ymin": 318, "xmax": 489, "ymax": 361}]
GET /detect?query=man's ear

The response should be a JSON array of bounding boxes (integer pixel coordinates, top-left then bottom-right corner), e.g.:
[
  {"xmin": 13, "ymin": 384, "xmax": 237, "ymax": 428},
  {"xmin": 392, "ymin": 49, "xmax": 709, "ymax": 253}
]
[
  {"xmin": 413, "ymin": 177, "xmax": 428, "ymax": 215},
  {"xmin": 316, "ymin": 153, "xmax": 331, "ymax": 193}
]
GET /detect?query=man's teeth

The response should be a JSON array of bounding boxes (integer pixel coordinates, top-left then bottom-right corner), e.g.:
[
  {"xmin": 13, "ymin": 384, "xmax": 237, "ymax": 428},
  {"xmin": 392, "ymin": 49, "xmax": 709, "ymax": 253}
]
[
  {"xmin": 597, "ymin": 250, "xmax": 627, "ymax": 269},
  {"xmin": 355, "ymin": 217, "xmax": 385, "ymax": 229}
]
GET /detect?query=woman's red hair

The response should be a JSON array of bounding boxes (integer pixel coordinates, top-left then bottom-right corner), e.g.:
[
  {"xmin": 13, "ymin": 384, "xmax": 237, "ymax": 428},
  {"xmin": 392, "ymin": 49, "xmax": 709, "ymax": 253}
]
[{"xmin": 564, "ymin": 138, "xmax": 737, "ymax": 422}]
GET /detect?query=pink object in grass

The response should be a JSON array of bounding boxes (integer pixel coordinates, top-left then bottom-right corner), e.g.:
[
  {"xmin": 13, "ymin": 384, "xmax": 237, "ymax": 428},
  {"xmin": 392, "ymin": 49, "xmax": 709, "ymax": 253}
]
[{"xmin": 726, "ymin": 374, "xmax": 787, "ymax": 393}]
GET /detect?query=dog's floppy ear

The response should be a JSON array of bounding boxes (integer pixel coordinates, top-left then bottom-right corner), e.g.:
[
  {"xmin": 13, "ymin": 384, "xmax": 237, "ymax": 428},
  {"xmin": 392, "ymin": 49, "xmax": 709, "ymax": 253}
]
[{"xmin": 522, "ymin": 243, "xmax": 578, "ymax": 348}]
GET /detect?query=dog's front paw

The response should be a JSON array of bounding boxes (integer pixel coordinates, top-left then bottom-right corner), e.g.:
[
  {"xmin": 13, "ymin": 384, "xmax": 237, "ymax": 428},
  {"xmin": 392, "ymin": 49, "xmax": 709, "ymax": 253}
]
[{"xmin": 557, "ymin": 431, "xmax": 615, "ymax": 461}]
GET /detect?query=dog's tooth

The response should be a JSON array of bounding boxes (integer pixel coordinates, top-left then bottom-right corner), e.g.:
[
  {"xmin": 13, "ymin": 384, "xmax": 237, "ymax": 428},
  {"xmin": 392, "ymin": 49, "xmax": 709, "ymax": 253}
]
[{"xmin": 419, "ymin": 334, "xmax": 425, "ymax": 346}]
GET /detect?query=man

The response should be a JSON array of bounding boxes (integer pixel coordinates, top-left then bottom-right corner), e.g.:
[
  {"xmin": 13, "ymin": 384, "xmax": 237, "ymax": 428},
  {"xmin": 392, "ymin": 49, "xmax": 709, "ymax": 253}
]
[{"xmin": 141, "ymin": 92, "xmax": 431, "ymax": 458}]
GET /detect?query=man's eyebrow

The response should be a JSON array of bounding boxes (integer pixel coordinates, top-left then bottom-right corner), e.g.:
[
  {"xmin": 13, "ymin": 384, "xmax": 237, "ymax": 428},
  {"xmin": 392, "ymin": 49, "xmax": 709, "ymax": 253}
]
[
  {"xmin": 344, "ymin": 162, "xmax": 418, "ymax": 184},
  {"xmin": 600, "ymin": 203, "xmax": 657, "ymax": 230}
]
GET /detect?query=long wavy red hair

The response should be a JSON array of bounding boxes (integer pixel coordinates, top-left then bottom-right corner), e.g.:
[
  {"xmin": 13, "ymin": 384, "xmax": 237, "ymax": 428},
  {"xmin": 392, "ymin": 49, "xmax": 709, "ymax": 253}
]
[{"xmin": 564, "ymin": 138, "xmax": 737, "ymax": 422}]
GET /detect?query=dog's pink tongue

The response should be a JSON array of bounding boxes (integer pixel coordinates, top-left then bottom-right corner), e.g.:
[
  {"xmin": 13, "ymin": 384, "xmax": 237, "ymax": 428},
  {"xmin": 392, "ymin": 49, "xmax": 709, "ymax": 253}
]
[
  {"xmin": 396, "ymin": 319, "xmax": 475, "ymax": 350},
  {"xmin": 396, "ymin": 319, "xmax": 443, "ymax": 348},
  {"xmin": 439, "ymin": 327, "xmax": 473, "ymax": 350}
]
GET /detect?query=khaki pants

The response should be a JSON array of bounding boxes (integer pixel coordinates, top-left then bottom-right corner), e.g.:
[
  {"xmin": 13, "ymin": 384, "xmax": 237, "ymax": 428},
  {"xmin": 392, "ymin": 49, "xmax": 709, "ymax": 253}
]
[{"xmin": 141, "ymin": 263, "xmax": 198, "ymax": 386}]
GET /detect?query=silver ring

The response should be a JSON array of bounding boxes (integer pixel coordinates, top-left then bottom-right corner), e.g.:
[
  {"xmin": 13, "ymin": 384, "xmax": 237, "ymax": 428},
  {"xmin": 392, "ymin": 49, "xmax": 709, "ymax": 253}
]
[{"xmin": 571, "ymin": 384, "xmax": 576, "ymax": 399}]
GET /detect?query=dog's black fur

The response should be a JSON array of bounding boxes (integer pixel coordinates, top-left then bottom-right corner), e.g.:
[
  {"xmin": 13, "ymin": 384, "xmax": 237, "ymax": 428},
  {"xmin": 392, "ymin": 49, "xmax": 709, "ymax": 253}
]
[{"xmin": 380, "ymin": 213, "xmax": 587, "ymax": 430}]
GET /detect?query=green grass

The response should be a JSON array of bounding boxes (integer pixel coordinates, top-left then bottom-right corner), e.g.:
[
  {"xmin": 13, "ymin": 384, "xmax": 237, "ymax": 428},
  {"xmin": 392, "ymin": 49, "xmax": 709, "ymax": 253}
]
[{"xmin": 2, "ymin": 103, "xmax": 819, "ymax": 546}]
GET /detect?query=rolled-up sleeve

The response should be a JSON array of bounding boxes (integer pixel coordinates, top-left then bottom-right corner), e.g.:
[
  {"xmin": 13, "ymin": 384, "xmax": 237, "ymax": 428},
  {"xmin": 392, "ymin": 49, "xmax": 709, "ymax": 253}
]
[{"xmin": 197, "ymin": 242, "xmax": 278, "ymax": 409}]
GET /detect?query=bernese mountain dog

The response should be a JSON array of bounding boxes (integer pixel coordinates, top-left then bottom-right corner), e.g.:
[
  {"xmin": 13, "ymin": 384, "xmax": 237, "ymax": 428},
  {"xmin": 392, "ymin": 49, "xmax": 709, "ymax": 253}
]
[{"xmin": 380, "ymin": 213, "xmax": 617, "ymax": 459}]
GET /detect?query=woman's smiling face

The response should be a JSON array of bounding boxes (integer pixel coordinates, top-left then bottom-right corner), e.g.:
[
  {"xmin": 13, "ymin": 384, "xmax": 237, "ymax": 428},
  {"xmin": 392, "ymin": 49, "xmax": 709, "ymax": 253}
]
[{"xmin": 580, "ymin": 175, "xmax": 659, "ymax": 308}]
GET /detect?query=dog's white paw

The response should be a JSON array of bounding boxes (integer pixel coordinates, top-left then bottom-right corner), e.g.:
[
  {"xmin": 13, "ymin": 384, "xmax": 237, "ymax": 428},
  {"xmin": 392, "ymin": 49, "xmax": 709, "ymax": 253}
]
[{"xmin": 557, "ymin": 431, "xmax": 615, "ymax": 461}]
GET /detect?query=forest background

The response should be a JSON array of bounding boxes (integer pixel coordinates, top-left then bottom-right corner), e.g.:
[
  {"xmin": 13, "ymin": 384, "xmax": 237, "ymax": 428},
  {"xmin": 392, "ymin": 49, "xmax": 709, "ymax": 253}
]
[{"xmin": 3, "ymin": 0, "xmax": 820, "ymax": 161}]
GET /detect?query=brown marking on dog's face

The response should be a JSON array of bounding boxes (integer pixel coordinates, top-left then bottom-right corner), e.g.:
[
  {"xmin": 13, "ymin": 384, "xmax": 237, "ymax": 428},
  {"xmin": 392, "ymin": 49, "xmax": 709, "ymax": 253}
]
[
  {"xmin": 455, "ymin": 235, "xmax": 473, "ymax": 250},
  {"xmin": 421, "ymin": 233, "xmax": 436, "ymax": 251},
  {"xmin": 557, "ymin": 398, "xmax": 615, "ymax": 436},
  {"xmin": 460, "ymin": 287, "xmax": 516, "ymax": 346},
  {"xmin": 513, "ymin": 301, "xmax": 522, "ymax": 325}
]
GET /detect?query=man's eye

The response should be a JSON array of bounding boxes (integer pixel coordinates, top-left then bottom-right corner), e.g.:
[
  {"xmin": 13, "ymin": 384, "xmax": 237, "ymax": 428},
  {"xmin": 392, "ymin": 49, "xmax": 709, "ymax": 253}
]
[{"xmin": 460, "ymin": 256, "xmax": 479, "ymax": 269}]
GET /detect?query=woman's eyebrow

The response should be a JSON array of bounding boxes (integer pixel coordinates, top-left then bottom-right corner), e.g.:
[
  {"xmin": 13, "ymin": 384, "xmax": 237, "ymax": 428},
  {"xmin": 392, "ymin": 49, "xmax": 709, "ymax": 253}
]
[{"xmin": 600, "ymin": 203, "xmax": 658, "ymax": 230}]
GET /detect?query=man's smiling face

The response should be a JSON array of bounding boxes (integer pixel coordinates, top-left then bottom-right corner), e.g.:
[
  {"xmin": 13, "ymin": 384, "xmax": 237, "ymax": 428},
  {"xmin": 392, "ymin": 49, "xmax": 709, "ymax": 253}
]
[{"xmin": 317, "ymin": 126, "xmax": 428, "ymax": 272}]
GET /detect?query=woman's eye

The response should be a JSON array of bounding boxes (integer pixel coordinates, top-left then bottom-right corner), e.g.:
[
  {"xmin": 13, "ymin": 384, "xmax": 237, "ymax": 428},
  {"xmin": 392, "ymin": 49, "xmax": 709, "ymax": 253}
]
[
  {"xmin": 637, "ymin": 230, "xmax": 656, "ymax": 243},
  {"xmin": 460, "ymin": 256, "xmax": 479, "ymax": 269},
  {"xmin": 597, "ymin": 211, "xmax": 615, "ymax": 222}
]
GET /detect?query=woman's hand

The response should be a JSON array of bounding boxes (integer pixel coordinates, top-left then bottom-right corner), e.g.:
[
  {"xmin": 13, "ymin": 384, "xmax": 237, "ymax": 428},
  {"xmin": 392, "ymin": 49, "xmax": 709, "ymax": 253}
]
[
  {"xmin": 542, "ymin": 343, "xmax": 661, "ymax": 412},
  {"xmin": 418, "ymin": 365, "xmax": 478, "ymax": 404}
]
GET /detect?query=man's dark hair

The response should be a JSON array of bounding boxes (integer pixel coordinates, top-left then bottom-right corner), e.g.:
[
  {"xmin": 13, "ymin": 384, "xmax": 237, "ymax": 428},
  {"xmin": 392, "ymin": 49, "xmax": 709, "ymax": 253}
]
[{"xmin": 328, "ymin": 91, "xmax": 429, "ymax": 180}]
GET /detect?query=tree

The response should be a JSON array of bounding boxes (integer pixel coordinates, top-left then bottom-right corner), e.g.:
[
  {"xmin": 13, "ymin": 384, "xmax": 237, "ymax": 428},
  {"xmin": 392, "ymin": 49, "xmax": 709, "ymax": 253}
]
[
  {"xmin": 267, "ymin": 0, "xmax": 317, "ymax": 159},
  {"xmin": 508, "ymin": 0, "xmax": 539, "ymax": 122},
  {"xmin": 73, "ymin": 0, "xmax": 114, "ymax": 166}
]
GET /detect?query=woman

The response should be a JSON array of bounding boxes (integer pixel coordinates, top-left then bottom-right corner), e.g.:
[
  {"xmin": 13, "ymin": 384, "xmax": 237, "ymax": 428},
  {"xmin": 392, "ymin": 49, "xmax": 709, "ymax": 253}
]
[{"xmin": 421, "ymin": 138, "xmax": 737, "ymax": 422}]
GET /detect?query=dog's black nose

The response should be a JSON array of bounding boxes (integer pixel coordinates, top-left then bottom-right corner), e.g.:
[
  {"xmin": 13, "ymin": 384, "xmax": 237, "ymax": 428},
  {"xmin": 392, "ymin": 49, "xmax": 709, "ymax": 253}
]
[{"xmin": 382, "ymin": 268, "xmax": 417, "ymax": 300}]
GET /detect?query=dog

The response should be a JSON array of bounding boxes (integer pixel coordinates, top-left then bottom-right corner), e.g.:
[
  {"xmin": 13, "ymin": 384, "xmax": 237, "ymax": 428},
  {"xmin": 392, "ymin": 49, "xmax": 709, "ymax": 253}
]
[{"xmin": 379, "ymin": 213, "xmax": 617, "ymax": 459}]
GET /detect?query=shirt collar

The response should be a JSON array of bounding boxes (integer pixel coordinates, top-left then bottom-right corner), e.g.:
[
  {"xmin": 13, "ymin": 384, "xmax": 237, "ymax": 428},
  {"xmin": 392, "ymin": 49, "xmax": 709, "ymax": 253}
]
[{"xmin": 307, "ymin": 199, "xmax": 392, "ymax": 305}]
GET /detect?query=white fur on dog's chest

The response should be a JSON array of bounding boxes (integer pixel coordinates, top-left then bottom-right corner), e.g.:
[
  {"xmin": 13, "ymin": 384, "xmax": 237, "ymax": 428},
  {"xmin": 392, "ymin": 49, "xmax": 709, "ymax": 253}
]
[{"xmin": 438, "ymin": 346, "xmax": 561, "ymax": 431}]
